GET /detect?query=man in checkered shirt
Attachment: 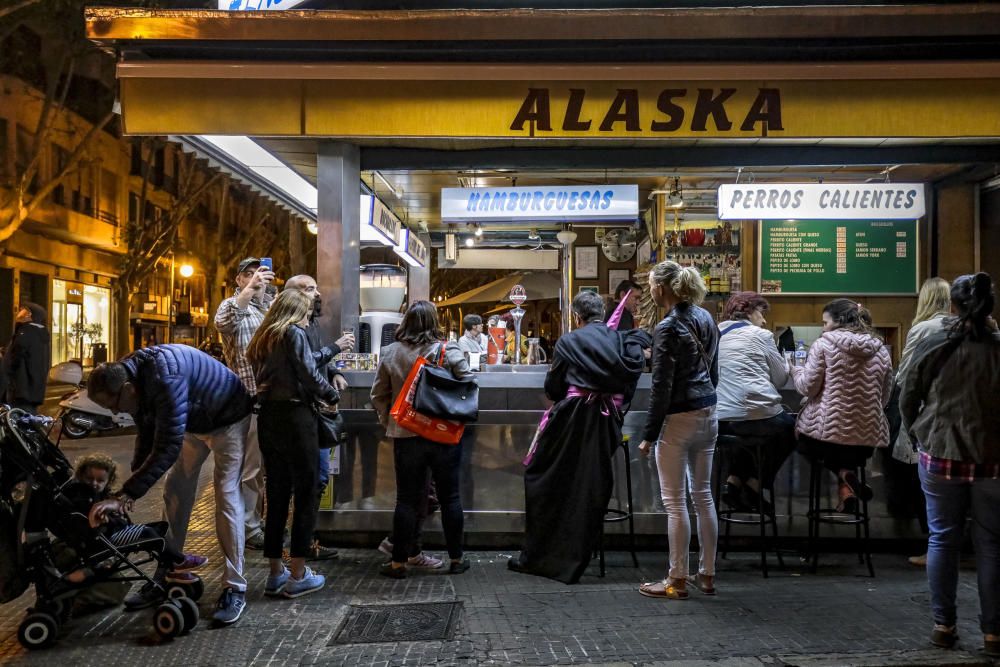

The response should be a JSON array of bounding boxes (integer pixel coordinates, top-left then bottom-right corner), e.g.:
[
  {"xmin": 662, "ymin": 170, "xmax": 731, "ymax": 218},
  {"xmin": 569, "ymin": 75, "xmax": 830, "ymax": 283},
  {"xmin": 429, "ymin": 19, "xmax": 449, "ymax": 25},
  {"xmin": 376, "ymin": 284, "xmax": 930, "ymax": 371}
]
[{"xmin": 215, "ymin": 257, "xmax": 275, "ymax": 549}]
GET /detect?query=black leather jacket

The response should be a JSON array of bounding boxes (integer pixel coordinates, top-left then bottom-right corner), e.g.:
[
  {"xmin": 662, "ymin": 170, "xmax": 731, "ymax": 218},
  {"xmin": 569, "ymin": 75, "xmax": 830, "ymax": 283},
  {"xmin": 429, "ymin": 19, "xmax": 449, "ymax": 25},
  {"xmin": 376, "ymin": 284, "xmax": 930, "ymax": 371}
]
[
  {"xmin": 255, "ymin": 325, "xmax": 339, "ymax": 404},
  {"xmin": 642, "ymin": 303, "xmax": 720, "ymax": 442}
]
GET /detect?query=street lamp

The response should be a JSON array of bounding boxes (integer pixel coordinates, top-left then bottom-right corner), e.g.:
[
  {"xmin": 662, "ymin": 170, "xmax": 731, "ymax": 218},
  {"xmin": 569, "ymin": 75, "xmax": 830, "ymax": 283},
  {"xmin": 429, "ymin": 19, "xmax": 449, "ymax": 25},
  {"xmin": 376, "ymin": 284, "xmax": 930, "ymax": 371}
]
[{"xmin": 179, "ymin": 263, "xmax": 194, "ymax": 278}]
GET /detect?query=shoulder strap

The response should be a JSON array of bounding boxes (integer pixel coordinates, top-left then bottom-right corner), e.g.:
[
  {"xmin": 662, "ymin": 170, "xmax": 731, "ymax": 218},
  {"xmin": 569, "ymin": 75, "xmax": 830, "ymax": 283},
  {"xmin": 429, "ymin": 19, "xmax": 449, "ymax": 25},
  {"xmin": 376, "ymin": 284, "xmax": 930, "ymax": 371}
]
[
  {"xmin": 720, "ymin": 321, "xmax": 751, "ymax": 337},
  {"xmin": 675, "ymin": 316, "xmax": 712, "ymax": 372}
]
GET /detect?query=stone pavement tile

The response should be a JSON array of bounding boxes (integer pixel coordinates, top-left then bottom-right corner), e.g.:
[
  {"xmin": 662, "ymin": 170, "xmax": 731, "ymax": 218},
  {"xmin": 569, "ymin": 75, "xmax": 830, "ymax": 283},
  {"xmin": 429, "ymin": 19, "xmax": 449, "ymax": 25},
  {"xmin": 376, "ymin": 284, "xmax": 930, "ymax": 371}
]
[{"xmin": 3, "ymin": 433, "xmax": 1000, "ymax": 666}]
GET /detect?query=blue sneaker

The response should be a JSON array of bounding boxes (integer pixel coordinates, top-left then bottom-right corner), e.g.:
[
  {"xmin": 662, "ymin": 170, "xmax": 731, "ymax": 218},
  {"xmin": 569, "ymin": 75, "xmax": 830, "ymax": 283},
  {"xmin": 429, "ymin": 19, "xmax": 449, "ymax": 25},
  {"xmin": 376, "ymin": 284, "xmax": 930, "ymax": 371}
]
[
  {"xmin": 265, "ymin": 567, "xmax": 290, "ymax": 597},
  {"xmin": 283, "ymin": 567, "xmax": 325, "ymax": 599}
]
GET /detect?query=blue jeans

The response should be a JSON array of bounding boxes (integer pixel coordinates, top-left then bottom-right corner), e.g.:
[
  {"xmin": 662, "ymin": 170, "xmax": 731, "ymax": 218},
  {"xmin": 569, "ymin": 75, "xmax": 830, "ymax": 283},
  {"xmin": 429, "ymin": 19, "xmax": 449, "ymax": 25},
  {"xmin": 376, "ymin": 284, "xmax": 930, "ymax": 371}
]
[
  {"xmin": 318, "ymin": 448, "xmax": 331, "ymax": 494},
  {"xmin": 919, "ymin": 465, "xmax": 1000, "ymax": 634}
]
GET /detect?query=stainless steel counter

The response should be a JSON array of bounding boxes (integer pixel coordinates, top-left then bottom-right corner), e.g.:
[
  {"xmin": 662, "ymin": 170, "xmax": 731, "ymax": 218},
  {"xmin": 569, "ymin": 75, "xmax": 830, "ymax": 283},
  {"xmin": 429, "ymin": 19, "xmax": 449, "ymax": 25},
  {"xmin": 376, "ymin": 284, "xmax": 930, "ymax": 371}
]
[{"xmin": 320, "ymin": 369, "xmax": 924, "ymax": 547}]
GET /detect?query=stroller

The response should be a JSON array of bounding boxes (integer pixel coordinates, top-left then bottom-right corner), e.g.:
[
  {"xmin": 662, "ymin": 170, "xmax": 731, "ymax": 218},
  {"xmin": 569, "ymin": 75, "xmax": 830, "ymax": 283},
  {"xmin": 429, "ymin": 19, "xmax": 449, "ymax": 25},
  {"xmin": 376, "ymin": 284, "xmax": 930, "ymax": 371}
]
[{"xmin": 0, "ymin": 406, "xmax": 203, "ymax": 649}]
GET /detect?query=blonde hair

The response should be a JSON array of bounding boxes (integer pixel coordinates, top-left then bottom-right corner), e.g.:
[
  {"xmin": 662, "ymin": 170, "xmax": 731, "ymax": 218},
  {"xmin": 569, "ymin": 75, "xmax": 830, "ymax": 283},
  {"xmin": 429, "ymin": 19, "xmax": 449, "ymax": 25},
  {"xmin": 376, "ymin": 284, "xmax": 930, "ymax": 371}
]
[
  {"xmin": 246, "ymin": 289, "xmax": 313, "ymax": 368},
  {"xmin": 650, "ymin": 260, "xmax": 707, "ymax": 306},
  {"xmin": 912, "ymin": 277, "xmax": 951, "ymax": 326},
  {"xmin": 74, "ymin": 453, "xmax": 118, "ymax": 488}
]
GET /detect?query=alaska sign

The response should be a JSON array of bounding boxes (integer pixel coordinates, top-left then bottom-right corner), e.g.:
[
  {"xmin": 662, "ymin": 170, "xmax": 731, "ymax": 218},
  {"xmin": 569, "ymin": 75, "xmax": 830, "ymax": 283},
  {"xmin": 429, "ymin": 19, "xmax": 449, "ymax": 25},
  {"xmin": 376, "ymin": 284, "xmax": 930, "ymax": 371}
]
[{"xmin": 509, "ymin": 87, "xmax": 782, "ymax": 134}]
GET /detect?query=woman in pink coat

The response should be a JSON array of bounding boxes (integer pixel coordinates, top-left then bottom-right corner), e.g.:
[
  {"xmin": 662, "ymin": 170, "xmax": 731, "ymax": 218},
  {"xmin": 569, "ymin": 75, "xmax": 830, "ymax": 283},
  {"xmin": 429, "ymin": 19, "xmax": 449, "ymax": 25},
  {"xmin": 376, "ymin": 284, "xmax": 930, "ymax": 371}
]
[{"xmin": 791, "ymin": 299, "xmax": 894, "ymax": 513}]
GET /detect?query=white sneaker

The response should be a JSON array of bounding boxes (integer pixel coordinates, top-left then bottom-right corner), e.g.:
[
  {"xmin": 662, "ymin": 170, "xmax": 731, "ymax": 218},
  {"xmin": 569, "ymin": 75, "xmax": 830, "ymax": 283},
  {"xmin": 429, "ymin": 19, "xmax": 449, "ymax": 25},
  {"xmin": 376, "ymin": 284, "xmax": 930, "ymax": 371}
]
[
  {"xmin": 378, "ymin": 537, "xmax": 393, "ymax": 557},
  {"xmin": 358, "ymin": 497, "xmax": 376, "ymax": 510},
  {"xmin": 407, "ymin": 552, "xmax": 444, "ymax": 569}
]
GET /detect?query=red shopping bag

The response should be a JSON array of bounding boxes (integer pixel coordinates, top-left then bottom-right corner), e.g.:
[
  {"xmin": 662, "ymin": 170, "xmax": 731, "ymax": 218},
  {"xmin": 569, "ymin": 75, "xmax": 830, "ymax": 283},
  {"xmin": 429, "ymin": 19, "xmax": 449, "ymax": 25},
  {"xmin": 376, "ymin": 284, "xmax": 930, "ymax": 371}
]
[{"xmin": 390, "ymin": 354, "xmax": 465, "ymax": 445}]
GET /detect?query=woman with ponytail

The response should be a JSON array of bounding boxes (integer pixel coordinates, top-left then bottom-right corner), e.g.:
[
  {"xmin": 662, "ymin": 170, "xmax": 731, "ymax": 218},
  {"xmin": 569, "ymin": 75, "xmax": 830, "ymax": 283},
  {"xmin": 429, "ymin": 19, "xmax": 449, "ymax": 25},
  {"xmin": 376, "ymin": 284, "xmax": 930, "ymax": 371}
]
[
  {"xmin": 638, "ymin": 261, "xmax": 720, "ymax": 600},
  {"xmin": 900, "ymin": 272, "xmax": 1000, "ymax": 656},
  {"xmin": 792, "ymin": 299, "xmax": 893, "ymax": 513}
]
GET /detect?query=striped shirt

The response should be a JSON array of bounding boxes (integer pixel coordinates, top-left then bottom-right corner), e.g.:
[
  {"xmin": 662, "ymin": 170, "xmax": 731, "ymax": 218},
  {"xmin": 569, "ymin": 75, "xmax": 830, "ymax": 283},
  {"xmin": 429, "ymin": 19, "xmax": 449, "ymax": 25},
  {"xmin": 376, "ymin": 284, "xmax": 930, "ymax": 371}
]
[
  {"xmin": 920, "ymin": 451, "xmax": 1000, "ymax": 481},
  {"xmin": 214, "ymin": 289, "xmax": 271, "ymax": 395}
]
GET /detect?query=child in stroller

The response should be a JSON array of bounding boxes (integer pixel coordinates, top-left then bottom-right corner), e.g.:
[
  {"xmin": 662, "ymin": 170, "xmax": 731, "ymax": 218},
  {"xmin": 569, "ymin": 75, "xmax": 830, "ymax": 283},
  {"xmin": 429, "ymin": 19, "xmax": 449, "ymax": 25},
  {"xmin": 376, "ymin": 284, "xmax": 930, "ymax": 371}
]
[
  {"xmin": 62, "ymin": 454, "xmax": 207, "ymax": 591},
  {"xmin": 0, "ymin": 406, "xmax": 205, "ymax": 650}
]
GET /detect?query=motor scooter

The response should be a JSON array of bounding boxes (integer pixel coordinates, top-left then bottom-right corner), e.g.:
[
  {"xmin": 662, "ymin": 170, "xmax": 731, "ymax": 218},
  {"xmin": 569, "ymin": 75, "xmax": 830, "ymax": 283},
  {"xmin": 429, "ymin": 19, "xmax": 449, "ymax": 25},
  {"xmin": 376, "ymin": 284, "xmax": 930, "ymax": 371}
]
[{"xmin": 50, "ymin": 361, "xmax": 135, "ymax": 439}]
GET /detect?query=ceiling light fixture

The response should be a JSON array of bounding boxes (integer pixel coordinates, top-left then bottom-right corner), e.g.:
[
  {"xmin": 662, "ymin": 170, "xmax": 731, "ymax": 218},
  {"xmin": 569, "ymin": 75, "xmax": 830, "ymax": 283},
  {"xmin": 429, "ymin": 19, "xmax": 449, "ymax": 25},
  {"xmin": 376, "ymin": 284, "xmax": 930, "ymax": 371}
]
[
  {"xmin": 465, "ymin": 237, "xmax": 475, "ymax": 247},
  {"xmin": 374, "ymin": 170, "xmax": 402, "ymax": 198},
  {"xmin": 666, "ymin": 177, "xmax": 685, "ymax": 209},
  {"xmin": 474, "ymin": 224, "xmax": 483, "ymax": 237}
]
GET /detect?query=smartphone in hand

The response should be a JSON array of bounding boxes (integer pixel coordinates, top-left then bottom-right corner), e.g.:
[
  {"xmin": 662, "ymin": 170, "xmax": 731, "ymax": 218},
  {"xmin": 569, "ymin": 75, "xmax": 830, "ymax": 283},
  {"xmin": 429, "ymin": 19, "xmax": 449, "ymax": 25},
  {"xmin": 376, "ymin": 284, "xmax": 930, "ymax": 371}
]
[{"xmin": 259, "ymin": 257, "xmax": 273, "ymax": 271}]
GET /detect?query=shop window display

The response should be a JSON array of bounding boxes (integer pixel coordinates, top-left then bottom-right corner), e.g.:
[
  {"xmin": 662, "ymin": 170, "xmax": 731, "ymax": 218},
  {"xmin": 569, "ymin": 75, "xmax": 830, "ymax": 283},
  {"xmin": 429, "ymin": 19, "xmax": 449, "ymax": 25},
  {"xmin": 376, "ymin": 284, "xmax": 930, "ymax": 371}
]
[{"xmin": 52, "ymin": 279, "xmax": 111, "ymax": 367}]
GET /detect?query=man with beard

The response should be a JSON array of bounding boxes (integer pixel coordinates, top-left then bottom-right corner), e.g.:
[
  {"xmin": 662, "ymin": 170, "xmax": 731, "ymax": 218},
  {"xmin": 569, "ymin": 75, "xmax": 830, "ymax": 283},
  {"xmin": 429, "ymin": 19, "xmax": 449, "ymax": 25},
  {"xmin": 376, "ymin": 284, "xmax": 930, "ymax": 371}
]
[
  {"xmin": 284, "ymin": 275, "xmax": 355, "ymax": 559},
  {"xmin": 509, "ymin": 291, "xmax": 648, "ymax": 583}
]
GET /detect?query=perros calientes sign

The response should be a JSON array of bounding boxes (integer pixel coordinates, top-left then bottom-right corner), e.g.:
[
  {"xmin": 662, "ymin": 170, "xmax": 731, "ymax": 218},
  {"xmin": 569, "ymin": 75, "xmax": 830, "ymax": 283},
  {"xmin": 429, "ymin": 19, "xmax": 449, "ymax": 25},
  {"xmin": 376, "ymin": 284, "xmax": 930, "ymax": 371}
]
[
  {"xmin": 717, "ymin": 183, "xmax": 926, "ymax": 220},
  {"xmin": 441, "ymin": 185, "xmax": 639, "ymax": 223},
  {"xmin": 510, "ymin": 88, "xmax": 782, "ymax": 134}
]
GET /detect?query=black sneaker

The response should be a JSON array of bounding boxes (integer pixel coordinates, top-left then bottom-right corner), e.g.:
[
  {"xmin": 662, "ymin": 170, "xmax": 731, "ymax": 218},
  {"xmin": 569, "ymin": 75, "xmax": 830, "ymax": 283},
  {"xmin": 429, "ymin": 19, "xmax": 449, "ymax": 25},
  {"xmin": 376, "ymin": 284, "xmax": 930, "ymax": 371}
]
[
  {"xmin": 123, "ymin": 581, "xmax": 165, "ymax": 611},
  {"xmin": 307, "ymin": 539, "xmax": 339, "ymax": 561},
  {"xmin": 448, "ymin": 559, "xmax": 471, "ymax": 574},
  {"xmin": 379, "ymin": 562, "xmax": 407, "ymax": 579},
  {"xmin": 211, "ymin": 587, "xmax": 246, "ymax": 627}
]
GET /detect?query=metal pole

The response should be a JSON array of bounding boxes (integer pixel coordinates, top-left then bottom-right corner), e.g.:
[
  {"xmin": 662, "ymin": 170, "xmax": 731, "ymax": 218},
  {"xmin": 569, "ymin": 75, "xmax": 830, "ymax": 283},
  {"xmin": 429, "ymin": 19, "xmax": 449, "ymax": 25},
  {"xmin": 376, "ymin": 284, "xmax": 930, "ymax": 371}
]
[
  {"xmin": 560, "ymin": 239, "xmax": 573, "ymax": 335},
  {"xmin": 317, "ymin": 142, "xmax": 361, "ymax": 345},
  {"xmin": 168, "ymin": 252, "xmax": 175, "ymax": 344}
]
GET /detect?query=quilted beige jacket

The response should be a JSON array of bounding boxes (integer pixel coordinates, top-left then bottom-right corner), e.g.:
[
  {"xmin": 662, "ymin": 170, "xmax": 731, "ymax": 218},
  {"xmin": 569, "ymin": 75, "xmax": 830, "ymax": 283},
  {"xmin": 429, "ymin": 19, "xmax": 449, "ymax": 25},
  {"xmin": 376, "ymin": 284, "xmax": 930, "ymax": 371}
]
[{"xmin": 791, "ymin": 329, "xmax": 894, "ymax": 447}]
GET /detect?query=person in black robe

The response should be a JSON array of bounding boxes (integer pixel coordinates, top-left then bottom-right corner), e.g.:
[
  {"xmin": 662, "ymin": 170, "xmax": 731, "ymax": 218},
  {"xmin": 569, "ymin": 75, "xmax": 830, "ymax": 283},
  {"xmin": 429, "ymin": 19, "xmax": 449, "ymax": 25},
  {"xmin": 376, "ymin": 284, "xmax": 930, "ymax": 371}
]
[{"xmin": 509, "ymin": 291, "xmax": 648, "ymax": 583}]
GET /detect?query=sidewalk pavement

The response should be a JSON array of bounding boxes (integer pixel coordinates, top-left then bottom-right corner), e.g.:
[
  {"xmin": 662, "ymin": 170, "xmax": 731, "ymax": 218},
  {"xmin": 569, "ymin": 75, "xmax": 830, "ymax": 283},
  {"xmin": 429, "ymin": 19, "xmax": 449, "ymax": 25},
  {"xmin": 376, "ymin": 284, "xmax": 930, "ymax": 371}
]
[{"xmin": 1, "ymin": 434, "xmax": 997, "ymax": 667}]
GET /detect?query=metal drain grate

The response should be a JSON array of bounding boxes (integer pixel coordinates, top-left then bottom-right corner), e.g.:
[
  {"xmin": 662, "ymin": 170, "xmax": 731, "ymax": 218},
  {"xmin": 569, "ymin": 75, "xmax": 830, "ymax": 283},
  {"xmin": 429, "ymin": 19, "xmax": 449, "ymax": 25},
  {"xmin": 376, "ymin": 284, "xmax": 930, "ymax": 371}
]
[{"xmin": 331, "ymin": 602, "xmax": 462, "ymax": 645}]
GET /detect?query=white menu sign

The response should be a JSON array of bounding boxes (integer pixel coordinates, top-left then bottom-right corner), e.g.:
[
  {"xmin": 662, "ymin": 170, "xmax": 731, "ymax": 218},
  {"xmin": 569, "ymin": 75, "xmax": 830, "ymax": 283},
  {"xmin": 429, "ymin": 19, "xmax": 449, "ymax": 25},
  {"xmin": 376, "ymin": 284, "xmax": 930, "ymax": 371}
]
[
  {"xmin": 441, "ymin": 185, "xmax": 639, "ymax": 223},
  {"xmin": 718, "ymin": 183, "xmax": 925, "ymax": 220}
]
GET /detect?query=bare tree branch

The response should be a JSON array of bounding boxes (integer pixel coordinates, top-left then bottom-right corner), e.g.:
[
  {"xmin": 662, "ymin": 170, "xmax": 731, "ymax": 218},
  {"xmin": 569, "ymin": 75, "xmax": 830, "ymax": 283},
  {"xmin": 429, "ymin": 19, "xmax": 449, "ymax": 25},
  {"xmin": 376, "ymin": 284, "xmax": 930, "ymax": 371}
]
[{"xmin": 0, "ymin": 0, "xmax": 41, "ymax": 21}]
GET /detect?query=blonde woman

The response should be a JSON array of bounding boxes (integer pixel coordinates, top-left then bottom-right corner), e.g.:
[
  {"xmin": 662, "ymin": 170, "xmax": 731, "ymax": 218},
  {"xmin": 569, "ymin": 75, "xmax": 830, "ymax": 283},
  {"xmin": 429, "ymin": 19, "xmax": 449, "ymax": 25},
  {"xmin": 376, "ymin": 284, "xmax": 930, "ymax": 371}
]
[
  {"xmin": 638, "ymin": 261, "xmax": 720, "ymax": 600},
  {"xmin": 247, "ymin": 289, "xmax": 340, "ymax": 599},
  {"xmin": 892, "ymin": 277, "xmax": 950, "ymax": 566}
]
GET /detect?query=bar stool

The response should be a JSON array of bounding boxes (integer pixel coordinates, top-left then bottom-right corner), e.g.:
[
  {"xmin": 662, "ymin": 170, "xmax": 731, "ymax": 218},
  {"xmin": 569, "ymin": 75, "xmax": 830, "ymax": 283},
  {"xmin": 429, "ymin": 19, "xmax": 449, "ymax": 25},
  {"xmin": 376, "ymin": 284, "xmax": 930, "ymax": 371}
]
[
  {"xmin": 713, "ymin": 433, "xmax": 784, "ymax": 578},
  {"xmin": 805, "ymin": 457, "xmax": 875, "ymax": 577},
  {"xmin": 598, "ymin": 436, "xmax": 639, "ymax": 577}
]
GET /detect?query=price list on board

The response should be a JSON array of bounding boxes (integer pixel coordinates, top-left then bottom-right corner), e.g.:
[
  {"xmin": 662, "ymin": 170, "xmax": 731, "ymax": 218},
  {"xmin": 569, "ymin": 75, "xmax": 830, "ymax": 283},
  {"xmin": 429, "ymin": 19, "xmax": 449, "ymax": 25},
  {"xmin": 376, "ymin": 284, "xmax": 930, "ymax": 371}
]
[{"xmin": 759, "ymin": 219, "xmax": 918, "ymax": 295}]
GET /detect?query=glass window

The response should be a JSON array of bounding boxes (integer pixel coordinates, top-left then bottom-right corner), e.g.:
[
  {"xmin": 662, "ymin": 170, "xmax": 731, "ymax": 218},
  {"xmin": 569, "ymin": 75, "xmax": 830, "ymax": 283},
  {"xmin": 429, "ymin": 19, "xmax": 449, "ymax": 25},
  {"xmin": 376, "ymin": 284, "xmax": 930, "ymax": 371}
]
[{"xmin": 51, "ymin": 279, "xmax": 111, "ymax": 367}]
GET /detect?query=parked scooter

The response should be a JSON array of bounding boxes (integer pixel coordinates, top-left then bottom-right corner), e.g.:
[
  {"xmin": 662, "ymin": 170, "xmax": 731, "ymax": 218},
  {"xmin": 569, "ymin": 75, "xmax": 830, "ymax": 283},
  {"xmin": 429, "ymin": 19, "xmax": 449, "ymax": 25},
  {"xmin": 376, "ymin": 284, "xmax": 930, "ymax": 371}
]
[{"xmin": 51, "ymin": 361, "xmax": 134, "ymax": 439}]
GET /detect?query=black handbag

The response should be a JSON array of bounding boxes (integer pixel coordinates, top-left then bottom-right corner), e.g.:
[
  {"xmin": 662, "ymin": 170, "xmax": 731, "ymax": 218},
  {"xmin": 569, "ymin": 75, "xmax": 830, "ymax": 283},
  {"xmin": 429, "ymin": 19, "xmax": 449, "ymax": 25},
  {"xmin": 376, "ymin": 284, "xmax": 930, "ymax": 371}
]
[
  {"xmin": 316, "ymin": 408, "xmax": 347, "ymax": 450},
  {"xmin": 413, "ymin": 344, "xmax": 479, "ymax": 422}
]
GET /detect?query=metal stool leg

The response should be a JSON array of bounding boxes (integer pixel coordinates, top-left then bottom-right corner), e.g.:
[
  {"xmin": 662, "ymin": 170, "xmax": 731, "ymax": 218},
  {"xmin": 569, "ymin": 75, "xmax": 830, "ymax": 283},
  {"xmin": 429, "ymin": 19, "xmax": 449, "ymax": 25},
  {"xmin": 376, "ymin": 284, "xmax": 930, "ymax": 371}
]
[
  {"xmin": 861, "ymin": 466, "xmax": 875, "ymax": 577},
  {"xmin": 809, "ymin": 459, "xmax": 821, "ymax": 574},
  {"xmin": 598, "ymin": 523, "xmax": 606, "ymax": 578},
  {"xmin": 755, "ymin": 442, "xmax": 768, "ymax": 578},
  {"xmin": 621, "ymin": 441, "xmax": 639, "ymax": 568}
]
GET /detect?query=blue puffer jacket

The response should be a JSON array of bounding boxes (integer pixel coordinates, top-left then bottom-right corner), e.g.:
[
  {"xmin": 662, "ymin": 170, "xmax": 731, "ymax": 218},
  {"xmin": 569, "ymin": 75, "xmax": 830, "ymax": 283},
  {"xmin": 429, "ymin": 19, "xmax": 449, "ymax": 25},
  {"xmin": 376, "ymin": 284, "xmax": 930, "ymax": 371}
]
[{"xmin": 120, "ymin": 344, "xmax": 253, "ymax": 500}]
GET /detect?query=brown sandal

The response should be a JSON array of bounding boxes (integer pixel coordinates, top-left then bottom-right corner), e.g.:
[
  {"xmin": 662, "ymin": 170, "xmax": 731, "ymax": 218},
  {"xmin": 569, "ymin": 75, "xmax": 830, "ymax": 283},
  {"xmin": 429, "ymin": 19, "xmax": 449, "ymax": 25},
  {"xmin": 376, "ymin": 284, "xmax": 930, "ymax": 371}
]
[
  {"xmin": 638, "ymin": 580, "xmax": 688, "ymax": 599},
  {"xmin": 685, "ymin": 574, "xmax": 716, "ymax": 596}
]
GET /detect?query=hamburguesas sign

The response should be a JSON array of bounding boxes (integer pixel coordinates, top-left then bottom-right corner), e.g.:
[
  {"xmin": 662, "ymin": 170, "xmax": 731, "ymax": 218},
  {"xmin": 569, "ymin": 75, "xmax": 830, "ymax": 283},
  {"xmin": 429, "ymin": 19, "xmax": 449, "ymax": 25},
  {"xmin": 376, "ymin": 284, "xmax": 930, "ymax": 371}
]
[{"xmin": 718, "ymin": 183, "xmax": 926, "ymax": 220}]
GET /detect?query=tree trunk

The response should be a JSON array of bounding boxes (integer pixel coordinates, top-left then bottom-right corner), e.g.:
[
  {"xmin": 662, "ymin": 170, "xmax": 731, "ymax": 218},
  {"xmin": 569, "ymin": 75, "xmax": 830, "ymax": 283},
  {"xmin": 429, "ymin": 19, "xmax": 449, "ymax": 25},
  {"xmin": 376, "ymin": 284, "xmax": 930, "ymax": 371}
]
[{"xmin": 289, "ymin": 215, "xmax": 305, "ymax": 276}]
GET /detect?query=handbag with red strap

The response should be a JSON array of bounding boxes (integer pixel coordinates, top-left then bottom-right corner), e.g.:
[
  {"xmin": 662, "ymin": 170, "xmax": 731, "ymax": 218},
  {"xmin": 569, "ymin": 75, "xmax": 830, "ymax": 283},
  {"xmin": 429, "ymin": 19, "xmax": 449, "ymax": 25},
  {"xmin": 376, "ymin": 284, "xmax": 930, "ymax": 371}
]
[{"xmin": 389, "ymin": 345, "xmax": 465, "ymax": 445}]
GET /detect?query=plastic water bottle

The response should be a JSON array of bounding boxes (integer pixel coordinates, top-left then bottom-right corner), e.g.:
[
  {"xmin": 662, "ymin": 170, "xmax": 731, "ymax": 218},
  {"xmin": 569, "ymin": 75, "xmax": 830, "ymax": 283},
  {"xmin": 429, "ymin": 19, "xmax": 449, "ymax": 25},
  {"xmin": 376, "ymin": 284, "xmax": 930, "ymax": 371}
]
[{"xmin": 794, "ymin": 340, "xmax": 808, "ymax": 367}]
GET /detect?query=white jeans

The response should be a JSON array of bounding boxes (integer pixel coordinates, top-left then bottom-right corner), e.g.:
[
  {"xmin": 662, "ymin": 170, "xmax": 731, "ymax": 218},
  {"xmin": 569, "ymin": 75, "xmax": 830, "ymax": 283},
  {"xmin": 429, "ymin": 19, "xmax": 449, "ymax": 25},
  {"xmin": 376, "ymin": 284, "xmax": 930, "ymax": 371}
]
[
  {"xmin": 161, "ymin": 415, "xmax": 251, "ymax": 592},
  {"xmin": 241, "ymin": 414, "xmax": 264, "ymax": 535},
  {"xmin": 654, "ymin": 406, "xmax": 718, "ymax": 580}
]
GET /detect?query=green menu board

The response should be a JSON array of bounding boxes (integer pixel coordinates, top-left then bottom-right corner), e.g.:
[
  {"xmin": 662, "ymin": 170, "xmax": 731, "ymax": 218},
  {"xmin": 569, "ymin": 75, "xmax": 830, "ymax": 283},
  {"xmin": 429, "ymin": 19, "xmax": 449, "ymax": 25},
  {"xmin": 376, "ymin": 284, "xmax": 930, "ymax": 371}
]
[{"xmin": 759, "ymin": 219, "xmax": 918, "ymax": 295}]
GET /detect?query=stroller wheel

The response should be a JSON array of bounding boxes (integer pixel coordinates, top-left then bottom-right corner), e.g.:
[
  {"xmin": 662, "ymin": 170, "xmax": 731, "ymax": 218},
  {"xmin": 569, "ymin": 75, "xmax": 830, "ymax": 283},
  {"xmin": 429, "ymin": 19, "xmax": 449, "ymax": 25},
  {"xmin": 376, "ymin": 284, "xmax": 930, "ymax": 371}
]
[
  {"xmin": 170, "ymin": 597, "xmax": 199, "ymax": 635},
  {"xmin": 18, "ymin": 612, "xmax": 58, "ymax": 650},
  {"xmin": 166, "ymin": 576, "xmax": 204, "ymax": 602},
  {"xmin": 153, "ymin": 602, "xmax": 184, "ymax": 640},
  {"xmin": 37, "ymin": 598, "xmax": 71, "ymax": 624}
]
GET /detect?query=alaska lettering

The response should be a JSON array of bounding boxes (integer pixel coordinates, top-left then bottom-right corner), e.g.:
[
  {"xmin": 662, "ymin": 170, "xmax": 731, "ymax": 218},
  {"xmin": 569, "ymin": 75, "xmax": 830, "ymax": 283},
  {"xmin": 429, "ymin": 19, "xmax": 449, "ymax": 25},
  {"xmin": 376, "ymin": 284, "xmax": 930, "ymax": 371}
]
[{"xmin": 510, "ymin": 87, "xmax": 783, "ymax": 133}]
